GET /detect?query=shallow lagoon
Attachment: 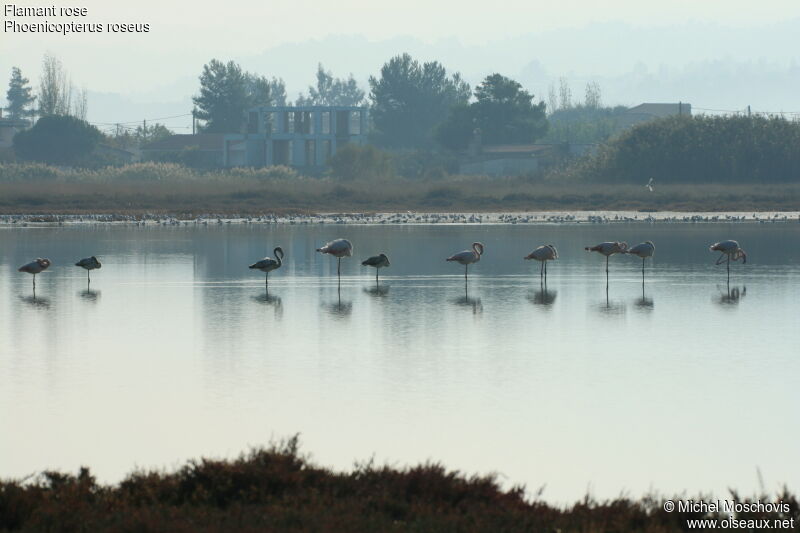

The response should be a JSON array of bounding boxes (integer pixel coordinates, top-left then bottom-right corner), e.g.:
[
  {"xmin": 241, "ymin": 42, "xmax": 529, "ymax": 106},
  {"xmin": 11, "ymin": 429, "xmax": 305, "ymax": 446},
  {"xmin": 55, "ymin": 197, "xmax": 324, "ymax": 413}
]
[{"xmin": 1, "ymin": 222, "xmax": 798, "ymax": 501}]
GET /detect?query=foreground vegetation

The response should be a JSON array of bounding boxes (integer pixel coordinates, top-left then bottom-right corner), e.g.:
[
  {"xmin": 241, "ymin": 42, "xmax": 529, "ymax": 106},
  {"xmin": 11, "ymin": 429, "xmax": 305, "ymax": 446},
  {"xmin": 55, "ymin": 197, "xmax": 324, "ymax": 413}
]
[
  {"xmin": 1, "ymin": 162, "xmax": 799, "ymax": 215},
  {"xmin": 1, "ymin": 438, "xmax": 796, "ymax": 532}
]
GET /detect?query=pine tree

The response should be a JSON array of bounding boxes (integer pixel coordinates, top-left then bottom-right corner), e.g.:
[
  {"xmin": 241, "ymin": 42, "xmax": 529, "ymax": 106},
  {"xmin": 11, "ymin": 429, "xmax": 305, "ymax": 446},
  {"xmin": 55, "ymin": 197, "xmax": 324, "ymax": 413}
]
[{"xmin": 5, "ymin": 67, "xmax": 36, "ymax": 120}]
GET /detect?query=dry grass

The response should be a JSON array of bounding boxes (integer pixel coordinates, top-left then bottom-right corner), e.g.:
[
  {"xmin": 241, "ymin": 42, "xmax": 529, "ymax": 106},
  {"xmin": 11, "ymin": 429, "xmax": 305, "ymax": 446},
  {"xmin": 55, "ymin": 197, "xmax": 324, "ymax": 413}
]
[
  {"xmin": 1, "ymin": 162, "xmax": 799, "ymax": 215},
  {"xmin": 1, "ymin": 437, "xmax": 796, "ymax": 532}
]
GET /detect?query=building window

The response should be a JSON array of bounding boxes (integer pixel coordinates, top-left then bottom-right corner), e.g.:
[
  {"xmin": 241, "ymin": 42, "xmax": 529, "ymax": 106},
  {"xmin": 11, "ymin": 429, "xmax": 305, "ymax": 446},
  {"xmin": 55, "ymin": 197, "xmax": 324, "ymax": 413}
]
[
  {"xmin": 269, "ymin": 112, "xmax": 281, "ymax": 134},
  {"xmin": 322, "ymin": 139, "xmax": 331, "ymax": 163},
  {"xmin": 321, "ymin": 111, "xmax": 331, "ymax": 134},
  {"xmin": 349, "ymin": 110, "xmax": 361, "ymax": 135},
  {"xmin": 287, "ymin": 112, "xmax": 295, "ymax": 134},
  {"xmin": 305, "ymin": 140, "xmax": 316, "ymax": 166}
]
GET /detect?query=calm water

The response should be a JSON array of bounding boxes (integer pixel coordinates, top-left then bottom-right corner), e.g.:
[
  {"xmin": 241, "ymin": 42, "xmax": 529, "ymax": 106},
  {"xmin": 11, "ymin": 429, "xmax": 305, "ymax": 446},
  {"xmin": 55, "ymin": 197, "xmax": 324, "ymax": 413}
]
[{"xmin": 1, "ymin": 222, "xmax": 798, "ymax": 501}]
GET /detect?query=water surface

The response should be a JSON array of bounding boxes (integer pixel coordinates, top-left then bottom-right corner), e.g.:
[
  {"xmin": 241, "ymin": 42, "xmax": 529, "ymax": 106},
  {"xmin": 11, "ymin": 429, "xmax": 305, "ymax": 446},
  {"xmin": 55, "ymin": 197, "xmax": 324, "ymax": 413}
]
[{"xmin": 1, "ymin": 223, "xmax": 798, "ymax": 501}]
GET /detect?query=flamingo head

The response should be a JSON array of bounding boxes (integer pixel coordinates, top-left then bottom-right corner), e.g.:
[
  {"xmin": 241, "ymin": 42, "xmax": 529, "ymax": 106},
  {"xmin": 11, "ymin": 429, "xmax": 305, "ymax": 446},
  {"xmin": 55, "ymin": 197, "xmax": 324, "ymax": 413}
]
[
  {"xmin": 547, "ymin": 244, "xmax": 558, "ymax": 258},
  {"xmin": 36, "ymin": 258, "xmax": 51, "ymax": 268},
  {"xmin": 472, "ymin": 242, "xmax": 485, "ymax": 256},
  {"xmin": 274, "ymin": 247, "xmax": 284, "ymax": 260},
  {"xmin": 379, "ymin": 253, "xmax": 390, "ymax": 266}
]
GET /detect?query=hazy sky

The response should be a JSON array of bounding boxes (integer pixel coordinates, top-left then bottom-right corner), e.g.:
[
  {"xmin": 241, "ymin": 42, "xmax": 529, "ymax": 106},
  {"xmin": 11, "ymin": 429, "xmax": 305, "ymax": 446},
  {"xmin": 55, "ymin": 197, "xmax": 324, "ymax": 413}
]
[{"xmin": 2, "ymin": 0, "xmax": 799, "ymax": 126}]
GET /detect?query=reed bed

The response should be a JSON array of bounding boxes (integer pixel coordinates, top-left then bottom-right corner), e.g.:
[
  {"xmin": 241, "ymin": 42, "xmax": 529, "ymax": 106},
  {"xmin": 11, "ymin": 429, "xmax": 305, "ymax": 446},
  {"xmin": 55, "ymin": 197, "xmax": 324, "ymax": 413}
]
[{"xmin": 1, "ymin": 162, "xmax": 799, "ymax": 214}]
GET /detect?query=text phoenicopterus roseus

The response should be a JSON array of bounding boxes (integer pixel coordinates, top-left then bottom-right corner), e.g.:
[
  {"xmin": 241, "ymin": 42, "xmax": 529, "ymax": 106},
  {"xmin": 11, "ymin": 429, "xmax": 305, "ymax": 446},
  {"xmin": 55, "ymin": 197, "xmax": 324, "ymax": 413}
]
[
  {"xmin": 626, "ymin": 241, "xmax": 655, "ymax": 276},
  {"xmin": 19, "ymin": 258, "xmax": 51, "ymax": 289},
  {"xmin": 361, "ymin": 253, "xmax": 390, "ymax": 283},
  {"xmin": 447, "ymin": 242, "xmax": 484, "ymax": 281},
  {"xmin": 75, "ymin": 256, "xmax": 101, "ymax": 283},
  {"xmin": 710, "ymin": 240, "xmax": 746, "ymax": 277},
  {"xmin": 585, "ymin": 242, "xmax": 628, "ymax": 276},
  {"xmin": 524, "ymin": 244, "xmax": 558, "ymax": 279},
  {"xmin": 317, "ymin": 239, "xmax": 353, "ymax": 279},
  {"xmin": 249, "ymin": 247, "xmax": 284, "ymax": 286}
]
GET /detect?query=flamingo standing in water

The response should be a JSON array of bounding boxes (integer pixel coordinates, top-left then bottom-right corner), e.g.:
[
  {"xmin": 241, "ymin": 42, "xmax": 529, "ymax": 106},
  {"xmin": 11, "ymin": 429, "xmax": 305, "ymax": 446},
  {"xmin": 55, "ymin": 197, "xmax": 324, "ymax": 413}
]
[
  {"xmin": 75, "ymin": 256, "xmax": 102, "ymax": 284},
  {"xmin": 626, "ymin": 241, "xmax": 655, "ymax": 277},
  {"xmin": 447, "ymin": 242, "xmax": 484, "ymax": 281},
  {"xmin": 361, "ymin": 253, "xmax": 390, "ymax": 283},
  {"xmin": 317, "ymin": 239, "xmax": 353, "ymax": 279},
  {"xmin": 524, "ymin": 244, "xmax": 558, "ymax": 279},
  {"xmin": 18, "ymin": 258, "xmax": 51, "ymax": 289},
  {"xmin": 249, "ymin": 247, "xmax": 284, "ymax": 286},
  {"xmin": 710, "ymin": 240, "xmax": 746, "ymax": 278},
  {"xmin": 585, "ymin": 242, "xmax": 628, "ymax": 277}
]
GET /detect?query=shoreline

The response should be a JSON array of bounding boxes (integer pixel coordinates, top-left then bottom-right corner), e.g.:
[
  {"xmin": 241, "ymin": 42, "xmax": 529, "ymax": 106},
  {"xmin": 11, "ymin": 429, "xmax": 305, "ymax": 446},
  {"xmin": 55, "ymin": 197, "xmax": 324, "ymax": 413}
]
[{"xmin": 1, "ymin": 210, "xmax": 799, "ymax": 226}]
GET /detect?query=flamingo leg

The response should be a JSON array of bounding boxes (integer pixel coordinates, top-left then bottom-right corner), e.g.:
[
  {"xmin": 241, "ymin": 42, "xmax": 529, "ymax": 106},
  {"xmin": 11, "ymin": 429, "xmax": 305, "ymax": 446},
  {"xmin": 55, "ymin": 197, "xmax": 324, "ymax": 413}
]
[
  {"xmin": 545, "ymin": 260, "xmax": 548, "ymax": 278},
  {"xmin": 606, "ymin": 255, "xmax": 609, "ymax": 274},
  {"xmin": 376, "ymin": 269, "xmax": 379, "ymax": 283},
  {"xmin": 642, "ymin": 257, "xmax": 645, "ymax": 277},
  {"xmin": 32, "ymin": 273, "xmax": 36, "ymax": 290},
  {"xmin": 338, "ymin": 257, "xmax": 341, "ymax": 278},
  {"xmin": 464, "ymin": 264, "xmax": 468, "ymax": 281},
  {"xmin": 727, "ymin": 255, "xmax": 730, "ymax": 282},
  {"xmin": 266, "ymin": 271, "xmax": 269, "ymax": 287},
  {"xmin": 540, "ymin": 261, "xmax": 544, "ymax": 277}
]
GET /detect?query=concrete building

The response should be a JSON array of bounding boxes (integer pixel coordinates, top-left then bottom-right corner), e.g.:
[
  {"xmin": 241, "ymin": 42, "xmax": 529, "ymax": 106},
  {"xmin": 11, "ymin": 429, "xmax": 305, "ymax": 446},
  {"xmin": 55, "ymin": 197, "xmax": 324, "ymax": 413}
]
[{"xmin": 223, "ymin": 105, "xmax": 369, "ymax": 168}]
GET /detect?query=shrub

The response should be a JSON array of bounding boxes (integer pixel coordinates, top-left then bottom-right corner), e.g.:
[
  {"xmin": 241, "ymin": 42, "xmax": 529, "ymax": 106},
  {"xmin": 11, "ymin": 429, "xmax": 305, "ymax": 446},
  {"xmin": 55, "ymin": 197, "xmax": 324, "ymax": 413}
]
[{"xmin": 328, "ymin": 144, "xmax": 395, "ymax": 180}]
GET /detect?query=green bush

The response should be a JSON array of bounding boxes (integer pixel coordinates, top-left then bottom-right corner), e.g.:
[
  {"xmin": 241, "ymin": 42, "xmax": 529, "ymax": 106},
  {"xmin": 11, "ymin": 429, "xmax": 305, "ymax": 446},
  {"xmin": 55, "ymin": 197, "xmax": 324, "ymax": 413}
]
[
  {"xmin": 571, "ymin": 114, "xmax": 800, "ymax": 184},
  {"xmin": 328, "ymin": 144, "xmax": 395, "ymax": 180}
]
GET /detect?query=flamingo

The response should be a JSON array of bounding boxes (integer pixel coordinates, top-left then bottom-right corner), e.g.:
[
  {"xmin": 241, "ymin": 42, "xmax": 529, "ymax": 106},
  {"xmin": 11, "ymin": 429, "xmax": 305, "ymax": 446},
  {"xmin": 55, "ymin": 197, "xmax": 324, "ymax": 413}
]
[
  {"xmin": 524, "ymin": 244, "xmax": 558, "ymax": 279},
  {"xmin": 361, "ymin": 253, "xmax": 390, "ymax": 283},
  {"xmin": 585, "ymin": 241, "xmax": 628, "ymax": 277},
  {"xmin": 75, "ymin": 256, "xmax": 101, "ymax": 284},
  {"xmin": 626, "ymin": 241, "xmax": 655, "ymax": 276},
  {"xmin": 316, "ymin": 239, "xmax": 353, "ymax": 279},
  {"xmin": 447, "ymin": 242, "xmax": 484, "ymax": 281},
  {"xmin": 646, "ymin": 178, "xmax": 655, "ymax": 192},
  {"xmin": 18, "ymin": 258, "xmax": 51, "ymax": 289},
  {"xmin": 249, "ymin": 247, "xmax": 284, "ymax": 286},
  {"xmin": 710, "ymin": 240, "xmax": 746, "ymax": 278}
]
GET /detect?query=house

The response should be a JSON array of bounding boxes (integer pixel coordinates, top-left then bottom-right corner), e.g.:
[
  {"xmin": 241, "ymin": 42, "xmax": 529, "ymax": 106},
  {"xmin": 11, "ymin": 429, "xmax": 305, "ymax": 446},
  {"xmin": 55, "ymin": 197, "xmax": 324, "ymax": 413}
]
[
  {"xmin": 618, "ymin": 102, "xmax": 691, "ymax": 130},
  {"xmin": 458, "ymin": 128, "xmax": 597, "ymax": 176},
  {"xmin": 223, "ymin": 105, "xmax": 369, "ymax": 168},
  {"xmin": 95, "ymin": 143, "xmax": 138, "ymax": 164},
  {"xmin": 141, "ymin": 133, "xmax": 225, "ymax": 167},
  {"xmin": 0, "ymin": 110, "xmax": 29, "ymax": 149}
]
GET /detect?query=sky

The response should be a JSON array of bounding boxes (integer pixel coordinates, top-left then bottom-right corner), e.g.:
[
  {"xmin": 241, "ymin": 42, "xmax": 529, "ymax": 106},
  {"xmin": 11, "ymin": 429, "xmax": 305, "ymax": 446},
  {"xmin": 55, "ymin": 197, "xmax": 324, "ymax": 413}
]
[{"xmin": 2, "ymin": 0, "xmax": 799, "ymax": 130}]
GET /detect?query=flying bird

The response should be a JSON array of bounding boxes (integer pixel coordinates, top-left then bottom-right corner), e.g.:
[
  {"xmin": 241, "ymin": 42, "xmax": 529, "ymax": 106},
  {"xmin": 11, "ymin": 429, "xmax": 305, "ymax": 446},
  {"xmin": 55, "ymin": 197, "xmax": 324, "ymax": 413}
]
[
  {"xmin": 524, "ymin": 244, "xmax": 558, "ymax": 278},
  {"xmin": 249, "ymin": 246, "xmax": 284, "ymax": 286},
  {"xmin": 361, "ymin": 253, "xmax": 390, "ymax": 283},
  {"xmin": 646, "ymin": 178, "xmax": 655, "ymax": 192},
  {"xmin": 317, "ymin": 238, "xmax": 353, "ymax": 278},
  {"xmin": 75, "ymin": 256, "xmax": 101, "ymax": 283},
  {"xmin": 447, "ymin": 242, "xmax": 484, "ymax": 281},
  {"xmin": 710, "ymin": 240, "xmax": 746, "ymax": 277},
  {"xmin": 18, "ymin": 258, "xmax": 52, "ymax": 289},
  {"xmin": 585, "ymin": 241, "xmax": 628, "ymax": 275},
  {"xmin": 626, "ymin": 241, "xmax": 655, "ymax": 276}
]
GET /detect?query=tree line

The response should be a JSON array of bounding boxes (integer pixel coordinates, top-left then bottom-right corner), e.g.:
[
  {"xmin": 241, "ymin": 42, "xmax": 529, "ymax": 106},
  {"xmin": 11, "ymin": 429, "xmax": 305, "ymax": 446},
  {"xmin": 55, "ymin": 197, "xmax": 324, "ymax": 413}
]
[{"xmin": 566, "ymin": 114, "xmax": 800, "ymax": 184}]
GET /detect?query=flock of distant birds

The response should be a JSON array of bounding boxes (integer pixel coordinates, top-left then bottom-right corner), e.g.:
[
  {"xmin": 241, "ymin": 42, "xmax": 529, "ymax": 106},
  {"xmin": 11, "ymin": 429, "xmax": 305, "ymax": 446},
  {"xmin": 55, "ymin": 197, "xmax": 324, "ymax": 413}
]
[{"xmin": 16, "ymin": 238, "xmax": 748, "ymax": 292}]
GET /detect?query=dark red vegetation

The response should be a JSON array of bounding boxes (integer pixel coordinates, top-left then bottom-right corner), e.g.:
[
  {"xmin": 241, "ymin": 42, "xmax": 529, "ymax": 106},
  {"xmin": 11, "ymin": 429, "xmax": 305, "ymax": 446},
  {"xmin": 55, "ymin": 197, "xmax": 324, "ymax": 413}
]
[{"xmin": 1, "ymin": 437, "xmax": 796, "ymax": 532}]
